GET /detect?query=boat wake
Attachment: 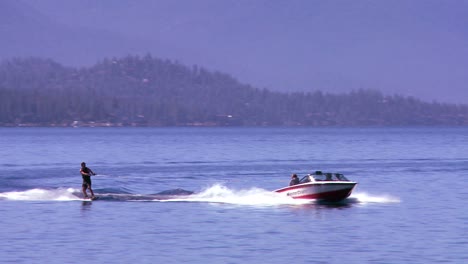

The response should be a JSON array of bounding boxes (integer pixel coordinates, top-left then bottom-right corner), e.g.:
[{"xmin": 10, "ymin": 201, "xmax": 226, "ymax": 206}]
[
  {"xmin": 349, "ymin": 192, "xmax": 401, "ymax": 203},
  {"xmin": 163, "ymin": 185, "xmax": 400, "ymax": 206},
  {"xmin": 162, "ymin": 184, "xmax": 311, "ymax": 206},
  {"xmin": 0, "ymin": 188, "xmax": 83, "ymax": 201},
  {"xmin": 0, "ymin": 185, "xmax": 400, "ymax": 206},
  {"xmin": 0, "ymin": 187, "xmax": 193, "ymax": 202},
  {"xmin": 0, "ymin": 185, "xmax": 309, "ymax": 205}
]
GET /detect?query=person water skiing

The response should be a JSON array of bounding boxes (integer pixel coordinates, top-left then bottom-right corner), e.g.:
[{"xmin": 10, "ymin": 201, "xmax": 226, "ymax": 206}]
[{"xmin": 80, "ymin": 162, "xmax": 96, "ymax": 199}]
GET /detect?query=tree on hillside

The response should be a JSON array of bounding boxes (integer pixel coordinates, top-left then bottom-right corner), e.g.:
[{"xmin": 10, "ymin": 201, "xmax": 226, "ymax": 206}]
[{"xmin": 0, "ymin": 56, "xmax": 467, "ymax": 126}]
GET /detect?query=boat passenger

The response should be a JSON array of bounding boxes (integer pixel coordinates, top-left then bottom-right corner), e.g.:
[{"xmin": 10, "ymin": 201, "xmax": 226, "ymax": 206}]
[{"xmin": 289, "ymin": 174, "xmax": 300, "ymax": 186}]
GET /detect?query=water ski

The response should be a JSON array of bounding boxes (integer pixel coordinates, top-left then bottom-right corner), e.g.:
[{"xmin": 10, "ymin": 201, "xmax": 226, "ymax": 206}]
[{"xmin": 84, "ymin": 196, "xmax": 99, "ymax": 201}]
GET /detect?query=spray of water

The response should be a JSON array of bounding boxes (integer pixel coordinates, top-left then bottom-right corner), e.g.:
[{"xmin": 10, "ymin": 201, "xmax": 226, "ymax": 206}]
[
  {"xmin": 163, "ymin": 184, "xmax": 312, "ymax": 206},
  {"xmin": 164, "ymin": 184, "xmax": 401, "ymax": 206},
  {"xmin": 350, "ymin": 192, "xmax": 401, "ymax": 203},
  {"xmin": 0, "ymin": 188, "xmax": 82, "ymax": 201},
  {"xmin": 0, "ymin": 185, "xmax": 400, "ymax": 205}
]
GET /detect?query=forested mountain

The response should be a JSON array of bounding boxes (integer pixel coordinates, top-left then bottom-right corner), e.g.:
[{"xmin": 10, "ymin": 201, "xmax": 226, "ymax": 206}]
[{"xmin": 1, "ymin": 56, "xmax": 467, "ymax": 127}]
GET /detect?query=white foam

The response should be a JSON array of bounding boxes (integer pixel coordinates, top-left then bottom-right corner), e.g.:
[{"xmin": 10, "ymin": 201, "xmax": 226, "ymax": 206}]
[
  {"xmin": 162, "ymin": 184, "xmax": 312, "ymax": 206},
  {"xmin": 0, "ymin": 186, "xmax": 401, "ymax": 205},
  {"xmin": 350, "ymin": 192, "xmax": 401, "ymax": 203},
  {"xmin": 0, "ymin": 188, "xmax": 82, "ymax": 201}
]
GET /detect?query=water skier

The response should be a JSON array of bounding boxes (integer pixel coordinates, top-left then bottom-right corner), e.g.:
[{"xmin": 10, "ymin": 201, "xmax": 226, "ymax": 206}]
[{"xmin": 80, "ymin": 162, "xmax": 96, "ymax": 199}]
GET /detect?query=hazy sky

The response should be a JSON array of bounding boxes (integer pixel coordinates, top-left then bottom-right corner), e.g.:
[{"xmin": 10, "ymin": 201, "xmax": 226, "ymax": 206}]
[{"xmin": 4, "ymin": 0, "xmax": 468, "ymax": 103}]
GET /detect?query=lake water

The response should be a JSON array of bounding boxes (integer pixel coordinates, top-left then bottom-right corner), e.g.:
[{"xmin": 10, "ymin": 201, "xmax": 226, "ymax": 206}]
[{"xmin": 0, "ymin": 127, "xmax": 467, "ymax": 263}]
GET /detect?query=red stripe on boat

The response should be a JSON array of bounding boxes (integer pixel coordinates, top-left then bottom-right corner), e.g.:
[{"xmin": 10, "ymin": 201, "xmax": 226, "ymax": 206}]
[{"xmin": 293, "ymin": 188, "xmax": 354, "ymax": 201}]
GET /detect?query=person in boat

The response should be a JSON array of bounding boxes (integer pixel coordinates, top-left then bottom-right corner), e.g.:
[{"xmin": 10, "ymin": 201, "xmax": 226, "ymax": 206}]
[
  {"xmin": 80, "ymin": 162, "xmax": 96, "ymax": 198},
  {"xmin": 289, "ymin": 174, "xmax": 300, "ymax": 186}
]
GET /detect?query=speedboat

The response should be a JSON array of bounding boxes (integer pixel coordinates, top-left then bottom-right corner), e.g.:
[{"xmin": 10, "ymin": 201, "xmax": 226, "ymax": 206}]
[{"xmin": 274, "ymin": 171, "xmax": 357, "ymax": 202}]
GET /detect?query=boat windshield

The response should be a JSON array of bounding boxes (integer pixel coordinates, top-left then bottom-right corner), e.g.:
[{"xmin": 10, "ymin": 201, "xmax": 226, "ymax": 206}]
[
  {"xmin": 297, "ymin": 172, "xmax": 350, "ymax": 183},
  {"xmin": 311, "ymin": 173, "xmax": 350, "ymax": 181},
  {"xmin": 299, "ymin": 175, "xmax": 312, "ymax": 184}
]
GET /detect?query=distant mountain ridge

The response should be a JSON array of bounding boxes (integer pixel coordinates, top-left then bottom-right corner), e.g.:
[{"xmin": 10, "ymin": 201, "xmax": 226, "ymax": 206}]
[
  {"xmin": 1, "ymin": 56, "xmax": 467, "ymax": 127},
  {"xmin": 3, "ymin": 0, "xmax": 468, "ymax": 103}
]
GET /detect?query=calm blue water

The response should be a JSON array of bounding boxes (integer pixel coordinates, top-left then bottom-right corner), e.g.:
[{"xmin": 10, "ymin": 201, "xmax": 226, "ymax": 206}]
[{"xmin": 0, "ymin": 127, "xmax": 467, "ymax": 263}]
